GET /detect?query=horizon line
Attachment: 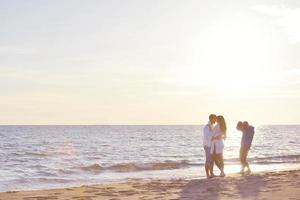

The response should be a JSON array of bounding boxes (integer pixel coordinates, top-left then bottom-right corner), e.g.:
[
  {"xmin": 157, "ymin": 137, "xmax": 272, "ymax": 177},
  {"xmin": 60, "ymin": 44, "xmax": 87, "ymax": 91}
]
[{"xmin": 0, "ymin": 124, "xmax": 299, "ymax": 126}]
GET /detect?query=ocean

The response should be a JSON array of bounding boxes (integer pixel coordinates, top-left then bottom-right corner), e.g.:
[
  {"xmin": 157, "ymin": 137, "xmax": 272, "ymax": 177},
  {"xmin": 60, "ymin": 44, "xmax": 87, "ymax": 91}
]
[{"xmin": 0, "ymin": 125, "xmax": 300, "ymax": 192}]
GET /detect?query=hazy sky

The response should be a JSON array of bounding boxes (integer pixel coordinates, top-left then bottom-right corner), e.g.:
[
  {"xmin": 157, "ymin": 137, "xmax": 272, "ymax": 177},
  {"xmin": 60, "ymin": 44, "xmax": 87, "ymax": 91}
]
[{"xmin": 0, "ymin": 0, "xmax": 299, "ymax": 125}]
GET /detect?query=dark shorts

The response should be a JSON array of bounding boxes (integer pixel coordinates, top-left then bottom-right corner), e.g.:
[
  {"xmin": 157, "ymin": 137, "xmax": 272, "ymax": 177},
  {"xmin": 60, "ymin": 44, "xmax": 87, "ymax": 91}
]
[{"xmin": 204, "ymin": 146, "xmax": 212, "ymax": 165}]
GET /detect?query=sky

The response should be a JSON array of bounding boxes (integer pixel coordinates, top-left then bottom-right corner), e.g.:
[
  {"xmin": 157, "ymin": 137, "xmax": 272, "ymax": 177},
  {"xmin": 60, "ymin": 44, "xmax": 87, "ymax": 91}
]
[{"xmin": 0, "ymin": 0, "xmax": 299, "ymax": 125}]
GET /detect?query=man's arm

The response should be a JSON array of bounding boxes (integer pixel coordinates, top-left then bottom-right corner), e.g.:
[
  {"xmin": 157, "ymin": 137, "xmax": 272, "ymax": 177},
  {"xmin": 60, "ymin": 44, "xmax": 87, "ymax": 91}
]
[
  {"xmin": 211, "ymin": 126, "xmax": 224, "ymax": 140},
  {"xmin": 212, "ymin": 132, "xmax": 225, "ymax": 140}
]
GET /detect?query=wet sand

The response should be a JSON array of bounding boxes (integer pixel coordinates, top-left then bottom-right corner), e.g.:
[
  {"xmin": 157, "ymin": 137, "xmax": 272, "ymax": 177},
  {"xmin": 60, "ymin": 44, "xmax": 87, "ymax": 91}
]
[{"xmin": 1, "ymin": 169, "xmax": 300, "ymax": 200}]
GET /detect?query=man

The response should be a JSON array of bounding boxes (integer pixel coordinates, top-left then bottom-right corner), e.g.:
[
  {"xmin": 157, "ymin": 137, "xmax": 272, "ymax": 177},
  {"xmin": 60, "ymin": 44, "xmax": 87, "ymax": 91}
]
[
  {"xmin": 236, "ymin": 121, "xmax": 255, "ymax": 174},
  {"xmin": 203, "ymin": 114, "xmax": 217, "ymax": 178}
]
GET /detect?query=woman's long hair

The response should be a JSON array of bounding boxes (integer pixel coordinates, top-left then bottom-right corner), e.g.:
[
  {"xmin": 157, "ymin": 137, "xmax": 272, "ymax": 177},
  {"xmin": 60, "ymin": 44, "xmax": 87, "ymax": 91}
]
[{"xmin": 217, "ymin": 115, "xmax": 227, "ymax": 136}]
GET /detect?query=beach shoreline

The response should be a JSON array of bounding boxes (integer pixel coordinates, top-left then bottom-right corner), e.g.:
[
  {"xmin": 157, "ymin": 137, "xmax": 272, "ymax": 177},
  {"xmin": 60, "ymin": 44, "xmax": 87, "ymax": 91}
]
[{"xmin": 1, "ymin": 169, "xmax": 300, "ymax": 200}]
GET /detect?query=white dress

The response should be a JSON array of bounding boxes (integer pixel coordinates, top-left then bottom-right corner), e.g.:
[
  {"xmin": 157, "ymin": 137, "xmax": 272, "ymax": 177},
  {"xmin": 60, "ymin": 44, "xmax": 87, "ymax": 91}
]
[{"xmin": 210, "ymin": 125, "xmax": 224, "ymax": 154}]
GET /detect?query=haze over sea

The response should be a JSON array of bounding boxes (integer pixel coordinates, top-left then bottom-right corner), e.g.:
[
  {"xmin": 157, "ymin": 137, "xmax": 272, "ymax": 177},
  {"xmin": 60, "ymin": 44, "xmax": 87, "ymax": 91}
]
[{"xmin": 0, "ymin": 125, "xmax": 300, "ymax": 192}]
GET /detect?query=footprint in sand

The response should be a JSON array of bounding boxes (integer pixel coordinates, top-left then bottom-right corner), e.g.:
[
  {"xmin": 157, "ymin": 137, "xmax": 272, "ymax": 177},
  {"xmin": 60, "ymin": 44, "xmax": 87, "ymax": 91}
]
[
  {"xmin": 71, "ymin": 196, "xmax": 95, "ymax": 200},
  {"xmin": 23, "ymin": 196, "xmax": 59, "ymax": 200},
  {"xmin": 83, "ymin": 190, "xmax": 99, "ymax": 193},
  {"xmin": 93, "ymin": 192, "xmax": 119, "ymax": 197}
]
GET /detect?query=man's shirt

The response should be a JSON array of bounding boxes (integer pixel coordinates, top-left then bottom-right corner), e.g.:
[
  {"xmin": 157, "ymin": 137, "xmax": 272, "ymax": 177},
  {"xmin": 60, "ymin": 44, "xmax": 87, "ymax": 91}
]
[
  {"xmin": 241, "ymin": 126, "xmax": 255, "ymax": 148},
  {"xmin": 203, "ymin": 123, "xmax": 214, "ymax": 147}
]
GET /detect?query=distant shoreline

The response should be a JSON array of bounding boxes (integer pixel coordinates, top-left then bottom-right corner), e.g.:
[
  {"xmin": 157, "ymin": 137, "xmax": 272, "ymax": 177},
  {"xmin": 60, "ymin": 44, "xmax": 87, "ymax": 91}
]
[{"xmin": 1, "ymin": 124, "xmax": 300, "ymax": 126}]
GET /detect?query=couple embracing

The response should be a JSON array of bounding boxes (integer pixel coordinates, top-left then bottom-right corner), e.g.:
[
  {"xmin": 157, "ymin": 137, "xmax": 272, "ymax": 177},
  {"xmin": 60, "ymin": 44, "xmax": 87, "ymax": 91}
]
[{"xmin": 203, "ymin": 114, "xmax": 226, "ymax": 178}]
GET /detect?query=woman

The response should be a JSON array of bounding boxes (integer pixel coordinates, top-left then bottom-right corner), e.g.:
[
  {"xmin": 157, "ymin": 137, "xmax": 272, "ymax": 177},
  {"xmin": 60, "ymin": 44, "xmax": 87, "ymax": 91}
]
[{"xmin": 210, "ymin": 115, "xmax": 226, "ymax": 177}]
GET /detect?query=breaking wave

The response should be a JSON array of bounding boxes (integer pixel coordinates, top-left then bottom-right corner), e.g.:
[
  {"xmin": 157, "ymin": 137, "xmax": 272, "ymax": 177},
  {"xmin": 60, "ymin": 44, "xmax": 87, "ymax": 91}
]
[
  {"xmin": 80, "ymin": 155, "xmax": 300, "ymax": 173},
  {"xmin": 80, "ymin": 160, "xmax": 190, "ymax": 173}
]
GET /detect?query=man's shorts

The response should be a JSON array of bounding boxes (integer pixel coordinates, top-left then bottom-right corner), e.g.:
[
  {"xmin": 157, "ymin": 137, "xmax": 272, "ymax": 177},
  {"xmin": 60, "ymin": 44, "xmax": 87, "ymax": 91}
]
[{"xmin": 204, "ymin": 146, "xmax": 212, "ymax": 165}]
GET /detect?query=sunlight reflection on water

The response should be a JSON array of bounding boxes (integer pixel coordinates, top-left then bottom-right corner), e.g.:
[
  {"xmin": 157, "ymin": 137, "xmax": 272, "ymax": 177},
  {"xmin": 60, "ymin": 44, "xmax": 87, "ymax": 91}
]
[{"xmin": 0, "ymin": 125, "xmax": 299, "ymax": 191}]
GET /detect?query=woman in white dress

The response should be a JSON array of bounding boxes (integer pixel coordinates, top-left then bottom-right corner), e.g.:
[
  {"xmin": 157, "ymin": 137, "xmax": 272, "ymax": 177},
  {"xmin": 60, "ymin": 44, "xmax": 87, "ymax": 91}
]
[{"xmin": 211, "ymin": 115, "xmax": 227, "ymax": 177}]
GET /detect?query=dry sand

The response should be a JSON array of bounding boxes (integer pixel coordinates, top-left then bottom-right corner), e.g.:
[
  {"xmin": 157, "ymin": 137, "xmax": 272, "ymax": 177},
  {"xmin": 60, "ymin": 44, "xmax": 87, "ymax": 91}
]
[{"xmin": 1, "ymin": 169, "xmax": 300, "ymax": 200}]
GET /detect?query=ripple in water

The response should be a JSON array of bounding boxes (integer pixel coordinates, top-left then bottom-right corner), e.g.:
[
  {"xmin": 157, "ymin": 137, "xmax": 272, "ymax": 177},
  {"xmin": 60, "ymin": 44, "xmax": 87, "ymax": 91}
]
[{"xmin": 0, "ymin": 125, "xmax": 300, "ymax": 192}]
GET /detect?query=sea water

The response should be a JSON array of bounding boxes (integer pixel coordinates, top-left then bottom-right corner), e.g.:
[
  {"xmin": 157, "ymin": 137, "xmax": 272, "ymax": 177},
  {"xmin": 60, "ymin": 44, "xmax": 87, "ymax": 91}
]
[{"xmin": 0, "ymin": 125, "xmax": 300, "ymax": 192}]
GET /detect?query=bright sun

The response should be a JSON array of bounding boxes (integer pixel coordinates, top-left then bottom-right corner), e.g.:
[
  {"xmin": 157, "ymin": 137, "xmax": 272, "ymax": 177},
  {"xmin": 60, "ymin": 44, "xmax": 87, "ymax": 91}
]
[{"xmin": 177, "ymin": 15, "xmax": 273, "ymax": 94}]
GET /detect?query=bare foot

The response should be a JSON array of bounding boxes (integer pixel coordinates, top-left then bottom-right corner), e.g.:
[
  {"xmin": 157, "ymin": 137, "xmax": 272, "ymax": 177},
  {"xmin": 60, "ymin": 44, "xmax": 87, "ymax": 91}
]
[{"xmin": 220, "ymin": 172, "xmax": 226, "ymax": 177}]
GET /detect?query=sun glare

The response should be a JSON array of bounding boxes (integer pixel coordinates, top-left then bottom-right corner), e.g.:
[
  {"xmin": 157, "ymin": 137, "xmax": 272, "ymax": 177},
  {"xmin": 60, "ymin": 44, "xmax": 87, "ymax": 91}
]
[{"xmin": 178, "ymin": 16, "xmax": 273, "ymax": 94}]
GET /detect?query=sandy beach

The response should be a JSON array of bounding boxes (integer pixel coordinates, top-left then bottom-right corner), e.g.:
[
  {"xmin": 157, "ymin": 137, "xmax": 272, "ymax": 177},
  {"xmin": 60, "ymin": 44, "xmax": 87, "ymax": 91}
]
[{"xmin": 1, "ymin": 169, "xmax": 300, "ymax": 200}]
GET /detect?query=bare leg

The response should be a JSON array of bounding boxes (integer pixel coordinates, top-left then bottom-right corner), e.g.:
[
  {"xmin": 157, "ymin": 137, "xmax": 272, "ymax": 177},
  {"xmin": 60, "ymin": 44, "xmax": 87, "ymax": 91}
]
[
  {"xmin": 205, "ymin": 164, "xmax": 210, "ymax": 178},
  {"xmin": 215, "ymin": 153, "xmax": 225, "ymax": 177},
  {"xmin": 240, "ymin": 146, "xmax": 249, "ymax": 174}
]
